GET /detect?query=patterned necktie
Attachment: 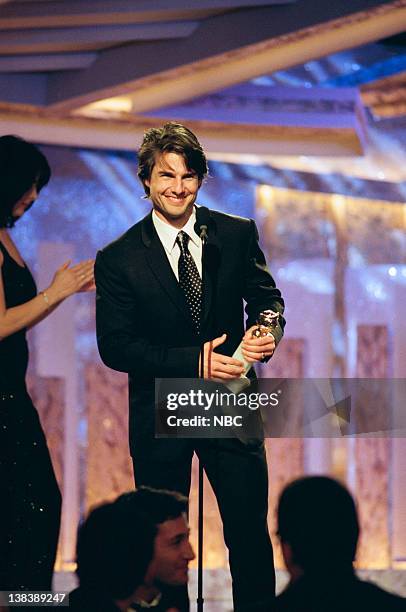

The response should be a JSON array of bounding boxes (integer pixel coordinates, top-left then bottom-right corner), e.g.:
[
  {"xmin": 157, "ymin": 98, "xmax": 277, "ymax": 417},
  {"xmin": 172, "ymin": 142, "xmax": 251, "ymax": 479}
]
[{"xmin": 176, "ymin": 230, "xmax": 202, "ymax": 334}]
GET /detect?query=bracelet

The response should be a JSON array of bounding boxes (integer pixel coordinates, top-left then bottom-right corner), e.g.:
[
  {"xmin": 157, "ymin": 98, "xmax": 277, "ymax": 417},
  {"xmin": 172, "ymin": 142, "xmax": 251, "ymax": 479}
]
[{"xmin": 40, "ymin": 290, "xmax": 50, "ymax": 310}]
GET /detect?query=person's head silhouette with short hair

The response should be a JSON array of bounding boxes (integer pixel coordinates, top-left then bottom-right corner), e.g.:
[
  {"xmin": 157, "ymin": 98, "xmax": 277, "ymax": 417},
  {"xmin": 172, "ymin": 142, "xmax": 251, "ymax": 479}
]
[
  {"xmin": 277, "ymin": 475, "xmax": 358, "ymax": 579},
  {"xmin": 276, "ymin": 476, "xmax": 405, "ymax": 611}
]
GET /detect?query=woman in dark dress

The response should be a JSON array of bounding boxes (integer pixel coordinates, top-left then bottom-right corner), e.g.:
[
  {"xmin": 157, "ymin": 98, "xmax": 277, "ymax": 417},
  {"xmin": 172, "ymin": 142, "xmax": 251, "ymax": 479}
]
[{"xmin": 0, "ymin": 135, "xmax": 94, "ymax": 590}]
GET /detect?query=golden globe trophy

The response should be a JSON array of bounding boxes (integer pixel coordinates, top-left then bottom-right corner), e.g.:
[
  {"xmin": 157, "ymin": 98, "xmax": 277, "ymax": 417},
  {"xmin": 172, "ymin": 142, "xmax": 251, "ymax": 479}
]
[{"xmin": 226, "ymin": 309, "xmax": 280, "ymax": 393}]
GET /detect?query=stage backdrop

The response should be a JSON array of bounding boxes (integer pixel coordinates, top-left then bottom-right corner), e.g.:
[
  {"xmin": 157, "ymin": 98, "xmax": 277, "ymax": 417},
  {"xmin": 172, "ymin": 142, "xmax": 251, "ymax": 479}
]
[{"xmin": 11, "ymin": 144, "xmax": 406, "ymax": 577}]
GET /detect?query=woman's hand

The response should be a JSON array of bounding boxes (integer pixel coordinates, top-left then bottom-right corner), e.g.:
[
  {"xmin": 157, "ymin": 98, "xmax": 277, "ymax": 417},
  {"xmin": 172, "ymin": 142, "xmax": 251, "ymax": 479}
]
[
  {"xmin": 0, "ymin": 257, "xmax": 95, "ymax": 340},
  {"xmin": 46, "ymin": 259, "xmax": 95, "ymax": 305}
]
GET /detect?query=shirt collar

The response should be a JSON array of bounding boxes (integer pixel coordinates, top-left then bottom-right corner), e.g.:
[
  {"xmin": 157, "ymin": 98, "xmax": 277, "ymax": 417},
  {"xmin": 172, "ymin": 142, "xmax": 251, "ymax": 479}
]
[{"xmin": 152, "ymin": 207, "xmax": 200, "ymax": 253}]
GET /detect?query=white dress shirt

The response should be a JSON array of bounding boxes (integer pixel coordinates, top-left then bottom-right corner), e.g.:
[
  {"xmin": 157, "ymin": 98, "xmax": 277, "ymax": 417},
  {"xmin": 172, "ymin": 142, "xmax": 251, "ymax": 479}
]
[{"xmin": 152, "ymin": 207, "xmax": 202, "ymax": 280}]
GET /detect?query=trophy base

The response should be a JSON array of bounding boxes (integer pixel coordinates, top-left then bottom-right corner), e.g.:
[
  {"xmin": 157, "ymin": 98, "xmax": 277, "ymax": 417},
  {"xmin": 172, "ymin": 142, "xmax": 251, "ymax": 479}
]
[{"xmin": 224, "ymin": 375, "xmax": 251, "ymax": 394}]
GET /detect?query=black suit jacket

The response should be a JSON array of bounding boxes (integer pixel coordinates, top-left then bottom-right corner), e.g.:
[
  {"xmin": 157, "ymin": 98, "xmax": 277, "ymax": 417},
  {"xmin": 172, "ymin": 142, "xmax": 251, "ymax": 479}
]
[{"xmin": 95, "ymin": 208, "xmax": 285, "ymax": 458}]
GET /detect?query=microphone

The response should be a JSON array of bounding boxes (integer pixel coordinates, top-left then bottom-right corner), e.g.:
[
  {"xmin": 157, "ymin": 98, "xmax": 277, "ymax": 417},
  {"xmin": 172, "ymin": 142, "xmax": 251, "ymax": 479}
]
[{"xmin": 194, "ymin": 206, "xmax": 210, "ymax": 242}]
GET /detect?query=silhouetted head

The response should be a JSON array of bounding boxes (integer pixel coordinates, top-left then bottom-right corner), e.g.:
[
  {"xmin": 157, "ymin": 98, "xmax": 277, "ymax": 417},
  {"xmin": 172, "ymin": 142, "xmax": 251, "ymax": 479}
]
[{"xmin": 277, "ymin": 476, "xmax": 359, "ymax": 576}]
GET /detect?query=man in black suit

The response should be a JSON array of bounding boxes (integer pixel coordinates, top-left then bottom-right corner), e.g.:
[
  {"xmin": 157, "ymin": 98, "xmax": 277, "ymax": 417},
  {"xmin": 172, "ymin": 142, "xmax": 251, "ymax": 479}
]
[
  {"xmin": 95, "ymin": 122, "xmax": 285, "ymax": 611},
  {"xmin": 276, "ymin": 476, "xmax": 405, "ymax": 611}
]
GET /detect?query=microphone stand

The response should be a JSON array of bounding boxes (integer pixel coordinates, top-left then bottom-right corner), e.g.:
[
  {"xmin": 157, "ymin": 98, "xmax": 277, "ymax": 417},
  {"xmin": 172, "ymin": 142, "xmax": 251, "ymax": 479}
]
[{"xmin": 197, "ymin": 224, "xmax": 207, "ymax": 612}]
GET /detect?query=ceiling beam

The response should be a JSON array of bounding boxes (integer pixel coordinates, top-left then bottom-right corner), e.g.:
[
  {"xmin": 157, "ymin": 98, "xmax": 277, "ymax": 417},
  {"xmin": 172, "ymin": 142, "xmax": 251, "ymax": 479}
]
[
  {"xmin": 46, "ymin": 0, "xmax": 406, "ymax": 113},
  {"xmin": 0, "ymin": 22, "xmax": 198, "ymax": 54},
  {"xmin": 0, "ymin": 0, "xmax": 295, "ymax": 28},
  {"xmin": 0, "ymin": 105, "xmax": 365, "ymax": 156},
  {"xmin": 361, "ymin": 71, "xmax": 406, "ymax": 117},
  {"xmin": 139, "ymin": 85, "xmax": 365, "ymax": 130},
  {"xmin": 0, "ymin": 74, "xmax": 46, "ymax": 104},
  {"xmin": 0, "ymin": 52, "xmax": 96, "ymax": 71}
]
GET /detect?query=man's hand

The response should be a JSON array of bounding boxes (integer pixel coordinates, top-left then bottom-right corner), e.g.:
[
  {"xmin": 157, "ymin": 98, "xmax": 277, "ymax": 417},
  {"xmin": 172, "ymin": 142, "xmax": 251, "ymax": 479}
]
[
  {"xmin": 200, "ymin": 333, "xmax": 245, "ymax": 380},
  {"xmin": 241, "ymin": 325, "xmax": 276, "ymax": 363}
]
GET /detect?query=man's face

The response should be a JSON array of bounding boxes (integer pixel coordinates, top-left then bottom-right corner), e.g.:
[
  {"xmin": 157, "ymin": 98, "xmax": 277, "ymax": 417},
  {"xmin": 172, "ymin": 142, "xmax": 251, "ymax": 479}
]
[
  {"xmin": 145, "ymin": 514, "xmax": 195, "ymax": 587},
  {"xmin": 145, "ymin": 152, "xmax": 200, "ymax": 228}
]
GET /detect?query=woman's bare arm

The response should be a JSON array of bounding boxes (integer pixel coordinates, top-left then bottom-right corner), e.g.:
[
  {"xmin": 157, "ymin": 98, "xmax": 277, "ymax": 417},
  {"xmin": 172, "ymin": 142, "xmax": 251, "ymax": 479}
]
[{"xmin": 0, "ymin": 252, "xmax": 94, "ymax": 340}]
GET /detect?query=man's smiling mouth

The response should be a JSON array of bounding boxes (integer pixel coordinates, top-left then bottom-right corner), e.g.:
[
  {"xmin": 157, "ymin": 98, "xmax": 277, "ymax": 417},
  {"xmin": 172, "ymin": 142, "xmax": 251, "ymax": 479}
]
[{"xmin": 166, "ymin": 195, "xmax": 186, "ymax": 202}]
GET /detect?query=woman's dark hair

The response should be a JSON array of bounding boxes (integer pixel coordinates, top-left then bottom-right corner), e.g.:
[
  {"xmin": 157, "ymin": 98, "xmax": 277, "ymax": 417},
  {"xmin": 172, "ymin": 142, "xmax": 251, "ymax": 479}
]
[
  {"xmin": 0, "ymin": 135, "xmax": 51, "ymax": 228},
  {"xmin": 137, "ymin": 122, "xmax": 208, "ymax": 196}
]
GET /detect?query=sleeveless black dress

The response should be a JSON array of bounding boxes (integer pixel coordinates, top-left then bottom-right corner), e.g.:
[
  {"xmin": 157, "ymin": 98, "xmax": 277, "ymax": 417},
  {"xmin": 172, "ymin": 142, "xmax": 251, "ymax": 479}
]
[{"xmin": 0, "ymin": 241, "xmax": 61, "ymax": 590}]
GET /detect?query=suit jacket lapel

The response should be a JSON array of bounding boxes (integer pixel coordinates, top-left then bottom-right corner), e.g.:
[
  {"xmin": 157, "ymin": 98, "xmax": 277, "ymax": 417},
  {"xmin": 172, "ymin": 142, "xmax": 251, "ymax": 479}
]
[
  {"xmin": 140, "ymin": 209, "xmax": 222, "ymax": 335},
  {"xmin": 201, "ymin": 213, "xmax": 222, "ymax": 331},
  {"xmin": 141, "ymin": 213, "xmax": 195, "ymax": 329}
]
